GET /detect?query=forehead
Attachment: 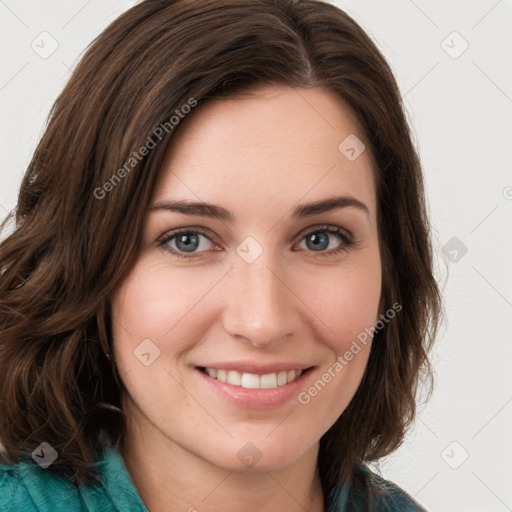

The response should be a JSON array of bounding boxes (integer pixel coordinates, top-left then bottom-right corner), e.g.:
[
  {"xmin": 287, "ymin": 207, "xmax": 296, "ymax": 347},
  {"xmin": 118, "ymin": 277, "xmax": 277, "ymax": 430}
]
[{"xmin": 153, "ymin": 85, "xmax": 377, "ymax": 222}]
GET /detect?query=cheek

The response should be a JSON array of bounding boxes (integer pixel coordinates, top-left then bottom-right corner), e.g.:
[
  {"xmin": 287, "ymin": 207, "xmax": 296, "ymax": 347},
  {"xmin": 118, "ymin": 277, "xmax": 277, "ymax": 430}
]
[
  {"xmin": 295, "ymin": 275, "xmax": 379, "ymax": 431},
  {"xmin": 108, "ymin": 260, "xmax": 211, "ymax": 420},
  {"xmin": 301, "ymin": 255, "xmax": 382, "ymax": 353},
  {"xmin": 109, "ymin": 258, "xmax": 234, "ymax": 404},
  {"xmin": 295, "ymin": 254, "xmax": 381, "ymax": 410},
  {"xmin": 110, "ymin": 258, "xmax": 225, "ymax": 347}
]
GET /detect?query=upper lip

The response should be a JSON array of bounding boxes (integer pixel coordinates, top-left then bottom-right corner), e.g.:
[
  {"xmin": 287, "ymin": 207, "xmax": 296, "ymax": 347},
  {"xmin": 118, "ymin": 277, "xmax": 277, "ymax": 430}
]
[{"xmin": 196, "ymin": 361, "xmax": 315, "ymax": 375}]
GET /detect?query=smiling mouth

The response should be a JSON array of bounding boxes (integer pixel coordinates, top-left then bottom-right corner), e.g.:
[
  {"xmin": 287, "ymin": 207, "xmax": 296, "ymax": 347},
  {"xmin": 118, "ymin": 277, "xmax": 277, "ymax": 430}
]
[{"xmin": 197, "ymin": 366, "xmax": 314, "ymax": 389}]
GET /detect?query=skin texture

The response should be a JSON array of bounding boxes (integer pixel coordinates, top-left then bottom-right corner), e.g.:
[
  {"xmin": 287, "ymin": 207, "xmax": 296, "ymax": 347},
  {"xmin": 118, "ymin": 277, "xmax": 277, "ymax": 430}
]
[{"xmin": 110, "ymin": 85, "xmax": 382, "ymax": 512}]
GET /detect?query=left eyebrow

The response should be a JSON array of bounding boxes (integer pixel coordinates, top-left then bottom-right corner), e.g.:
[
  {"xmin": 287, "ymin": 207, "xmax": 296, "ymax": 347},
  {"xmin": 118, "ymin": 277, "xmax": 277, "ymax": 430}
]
[
  {"xmin": 291, "ymin": 195, "xmax": 370, "ymax": 220},
  {"xmin": 148, "ymin": 194, "xmax": 370, "ymax": 221}
]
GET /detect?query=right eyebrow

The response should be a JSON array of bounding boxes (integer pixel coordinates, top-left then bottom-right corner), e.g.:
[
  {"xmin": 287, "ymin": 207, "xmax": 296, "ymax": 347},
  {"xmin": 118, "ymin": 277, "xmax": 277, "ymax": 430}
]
[{"xmin": 148, "ymin": 200, "xmax": 234, "ymax": 221}]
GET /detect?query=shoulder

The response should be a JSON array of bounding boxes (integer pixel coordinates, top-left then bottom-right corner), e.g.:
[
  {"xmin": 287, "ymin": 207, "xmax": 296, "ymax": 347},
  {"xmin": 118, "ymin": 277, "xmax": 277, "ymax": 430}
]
[
  {"xmin": 0, "ymin": 457, "xmax": 82, "ymax": 511},
  {"xmin": 0, "ymin": 443, "xmax": 148, "ymax": 512},
  {"xmin": 329, "ymin": 463, "xmax": 428, "ymax": 512},
  {"xmin": 0, "ymin": 462, "xmax": 26, "ymax": 512},
  {"xmin": 360, "ymin": 464, "xmax": 428, "ymax": 511}
]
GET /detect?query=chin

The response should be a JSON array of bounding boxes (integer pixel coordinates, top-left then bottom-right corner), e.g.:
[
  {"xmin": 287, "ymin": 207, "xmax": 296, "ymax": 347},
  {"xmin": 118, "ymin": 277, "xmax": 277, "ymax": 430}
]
[{"xmin": 196, "ymin": 434, "xmax": 318, "ymax": 474}]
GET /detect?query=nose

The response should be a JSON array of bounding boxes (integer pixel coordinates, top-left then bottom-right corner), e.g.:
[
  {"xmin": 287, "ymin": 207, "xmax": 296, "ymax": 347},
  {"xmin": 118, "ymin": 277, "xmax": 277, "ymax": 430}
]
[{"xmin": 221, "ymin": 253, "xmax": 300, "ymax": 348}]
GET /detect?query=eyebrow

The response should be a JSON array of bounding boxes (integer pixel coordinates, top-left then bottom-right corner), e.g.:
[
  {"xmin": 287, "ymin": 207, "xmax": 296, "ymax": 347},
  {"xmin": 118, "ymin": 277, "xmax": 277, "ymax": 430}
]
[{"xmin": 148, "ymin": 195, "xmax": 370, "ymax": 222}]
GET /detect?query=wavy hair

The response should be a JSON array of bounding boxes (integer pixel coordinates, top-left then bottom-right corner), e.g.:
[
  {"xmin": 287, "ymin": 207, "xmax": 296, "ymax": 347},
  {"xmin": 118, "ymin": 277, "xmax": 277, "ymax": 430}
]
[{"xmin": 0, "ymin": 0, "xmax": 442, "ymax": 507}]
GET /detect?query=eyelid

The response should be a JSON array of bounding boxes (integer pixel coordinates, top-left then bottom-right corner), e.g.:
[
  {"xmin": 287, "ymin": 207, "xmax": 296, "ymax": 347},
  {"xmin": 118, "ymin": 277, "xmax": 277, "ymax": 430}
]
[
  {"xmin": 156, "ymin": 226, "xmax": 214, "ymax": 246},
  {"xmin": 293, "ymin": 223, "xmax": 353, "ymax": 245}
]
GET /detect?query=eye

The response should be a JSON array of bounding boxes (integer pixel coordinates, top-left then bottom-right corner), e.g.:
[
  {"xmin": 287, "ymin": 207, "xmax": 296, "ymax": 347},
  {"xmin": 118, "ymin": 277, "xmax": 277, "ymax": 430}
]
[
  {"xmin": 295, "ymin": 225, "xmax": 354, "ymax": 256},
  {"xmin": 158, "ymin": 228, "xmax": 217, "ymax": 258}
]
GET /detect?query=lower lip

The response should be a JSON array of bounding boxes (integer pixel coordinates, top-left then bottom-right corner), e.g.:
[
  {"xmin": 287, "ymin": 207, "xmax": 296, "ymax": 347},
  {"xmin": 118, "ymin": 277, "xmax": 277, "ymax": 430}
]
[{"xmin": 195, "ymin": 367, "xmax": 314, "ymax": 409}]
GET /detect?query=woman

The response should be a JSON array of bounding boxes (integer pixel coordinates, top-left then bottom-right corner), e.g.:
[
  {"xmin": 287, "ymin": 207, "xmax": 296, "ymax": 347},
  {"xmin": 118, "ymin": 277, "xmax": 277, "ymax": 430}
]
[{"xmin": 0, "ymin": 1, "xmax": 442, "ymax": 510}]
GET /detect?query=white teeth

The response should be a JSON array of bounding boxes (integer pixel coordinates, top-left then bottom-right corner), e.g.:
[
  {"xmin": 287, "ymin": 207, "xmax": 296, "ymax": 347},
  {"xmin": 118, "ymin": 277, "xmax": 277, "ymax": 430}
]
[
  {"xmin": 260, "ymin": 373, "xmax": 278, "ymax": 388},
  {"xmin": 226, "ymin": 370, "xmax": 242, "ymax": 386},
  {"xmin": 241, "ymin": 373, "xmax": 260, "ymax": 388},
  {"xmin": 277, "ymin": 371, "xmax": 288, "ymax": 385},
  {"xmin": 203, "ymin": 368, "xmax": 304, "ymax": 389}
]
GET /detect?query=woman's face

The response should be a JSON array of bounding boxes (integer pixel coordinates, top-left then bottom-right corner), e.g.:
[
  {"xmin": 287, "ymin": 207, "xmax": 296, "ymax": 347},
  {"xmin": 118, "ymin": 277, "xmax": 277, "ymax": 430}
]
[{"xmin": 110, "ymin": 85, "xmax": 382, "ymax": 472}]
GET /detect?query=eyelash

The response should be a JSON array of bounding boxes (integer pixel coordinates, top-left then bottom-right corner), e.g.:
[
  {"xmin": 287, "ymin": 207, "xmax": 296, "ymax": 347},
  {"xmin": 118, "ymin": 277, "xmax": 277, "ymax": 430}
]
[{"xmin": 157, "ymin": 224, "xmax": 355, "ymax": 260}]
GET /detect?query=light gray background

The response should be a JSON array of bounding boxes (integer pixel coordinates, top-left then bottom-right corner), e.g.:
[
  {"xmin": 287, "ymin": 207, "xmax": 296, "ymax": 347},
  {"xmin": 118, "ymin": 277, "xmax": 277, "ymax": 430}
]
[{"xmin": 1, "ymin": 1, "xmax": 511, "ymax": 511}]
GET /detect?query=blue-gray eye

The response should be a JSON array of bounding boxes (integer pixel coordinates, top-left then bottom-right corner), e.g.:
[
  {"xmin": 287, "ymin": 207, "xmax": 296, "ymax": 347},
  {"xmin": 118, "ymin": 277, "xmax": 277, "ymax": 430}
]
[
  {"xmin": 298, "ymin": 228, "xmax": 351, "ymax": 253},
  {"xmin": 175, "ymin": 232, "xmax": 200, "ymax": 252},
  {"xmin": 159, "ymin": 229, "xmax": 214, "ymax": 257},
  {"xmin": 305, "ymin": 232, "xmax": 329, "ymax": 251}
]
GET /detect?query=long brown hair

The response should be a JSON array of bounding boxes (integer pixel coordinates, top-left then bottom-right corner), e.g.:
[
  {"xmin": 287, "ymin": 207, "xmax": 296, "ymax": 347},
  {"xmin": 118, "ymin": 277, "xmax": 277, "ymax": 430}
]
[{"xmin": 0, "ymin": 0, "xmax": 442, "ymax": 506}]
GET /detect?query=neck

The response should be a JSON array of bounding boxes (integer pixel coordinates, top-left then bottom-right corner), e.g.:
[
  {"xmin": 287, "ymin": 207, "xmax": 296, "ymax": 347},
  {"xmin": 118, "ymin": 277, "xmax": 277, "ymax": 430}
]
[{"xmin": 119, "ymin": 405, "xmax": 325, "ymax": 512}]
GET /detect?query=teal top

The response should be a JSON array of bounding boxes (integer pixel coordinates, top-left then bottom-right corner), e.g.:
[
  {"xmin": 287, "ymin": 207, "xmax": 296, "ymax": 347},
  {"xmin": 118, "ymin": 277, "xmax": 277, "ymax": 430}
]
[{"xmin": 0, "ymin": 443, "xmax": 427, "ymax": 511}]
